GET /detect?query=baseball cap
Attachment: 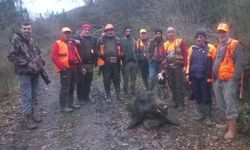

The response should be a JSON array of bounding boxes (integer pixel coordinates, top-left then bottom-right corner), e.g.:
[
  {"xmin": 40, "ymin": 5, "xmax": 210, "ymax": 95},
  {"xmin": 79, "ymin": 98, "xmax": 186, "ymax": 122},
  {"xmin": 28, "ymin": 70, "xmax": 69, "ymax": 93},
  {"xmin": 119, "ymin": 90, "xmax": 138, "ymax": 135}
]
[
  {"xmin": 217, "ymin": 23, "xmax": 230, "ymax": 32},
  {"xmin": 61, "ymin": 27, "xmax": 72, "ymax": 33},
  {"xmin": 139, "ymin": 28, "xmax": 147, "ymax": 34}
]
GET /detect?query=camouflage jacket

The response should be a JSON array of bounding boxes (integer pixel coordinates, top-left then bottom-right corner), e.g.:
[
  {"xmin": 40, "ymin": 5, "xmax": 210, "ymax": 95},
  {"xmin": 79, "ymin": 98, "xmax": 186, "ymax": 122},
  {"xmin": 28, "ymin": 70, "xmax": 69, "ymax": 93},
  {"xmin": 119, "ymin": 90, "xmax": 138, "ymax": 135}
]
[{"xmin": 8, "ymin": 33, "xmax": 44, "ymax": 74}]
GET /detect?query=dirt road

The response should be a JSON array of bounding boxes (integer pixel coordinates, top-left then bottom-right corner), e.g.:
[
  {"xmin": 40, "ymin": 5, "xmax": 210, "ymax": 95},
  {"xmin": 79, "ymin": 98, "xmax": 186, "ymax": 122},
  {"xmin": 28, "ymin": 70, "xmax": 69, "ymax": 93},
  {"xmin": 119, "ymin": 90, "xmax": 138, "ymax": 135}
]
[{"xmin": 1, "ymin": 63, "xmax": 250, "ymax": 150}]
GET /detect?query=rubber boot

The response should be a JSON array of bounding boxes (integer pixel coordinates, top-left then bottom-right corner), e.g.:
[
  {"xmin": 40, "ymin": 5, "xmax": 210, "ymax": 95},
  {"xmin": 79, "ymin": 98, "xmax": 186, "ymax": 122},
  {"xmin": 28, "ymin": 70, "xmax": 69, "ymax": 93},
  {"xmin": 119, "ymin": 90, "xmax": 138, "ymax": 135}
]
[
  {"xmin": 193, "ymin": 104, "xmax": 205, "ymax": 121},
  {"xmin": 204, "ymin": 105, "xmax": 212, "ymax": 126},
  {"xmin": 224, "ymin": 119, "xmax": 237, "ymax": 140},
  {"xmin": 106, "ymin": 92, "xmax": 112, "ymax": 103},
  {"xmin": 26, "ymin": 114, "xmax": 38, "ymax": 130}
]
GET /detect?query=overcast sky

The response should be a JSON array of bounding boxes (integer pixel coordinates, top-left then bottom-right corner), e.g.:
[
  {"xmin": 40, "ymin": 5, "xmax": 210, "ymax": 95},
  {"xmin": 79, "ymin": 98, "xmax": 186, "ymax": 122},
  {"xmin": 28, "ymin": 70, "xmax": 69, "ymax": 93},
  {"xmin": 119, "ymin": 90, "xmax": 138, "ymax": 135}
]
[{"xmin": 23, "ymin": 0, "xmax": 85, "ymax": 17}]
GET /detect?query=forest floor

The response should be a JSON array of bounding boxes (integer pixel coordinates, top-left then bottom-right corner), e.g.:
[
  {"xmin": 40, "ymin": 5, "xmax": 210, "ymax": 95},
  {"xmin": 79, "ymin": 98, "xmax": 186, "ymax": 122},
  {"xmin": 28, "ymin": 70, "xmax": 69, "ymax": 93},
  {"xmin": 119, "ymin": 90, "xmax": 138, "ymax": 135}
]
[{"xmin": 1, "ymin": 61, "xmax": 250, "ymax": 150}]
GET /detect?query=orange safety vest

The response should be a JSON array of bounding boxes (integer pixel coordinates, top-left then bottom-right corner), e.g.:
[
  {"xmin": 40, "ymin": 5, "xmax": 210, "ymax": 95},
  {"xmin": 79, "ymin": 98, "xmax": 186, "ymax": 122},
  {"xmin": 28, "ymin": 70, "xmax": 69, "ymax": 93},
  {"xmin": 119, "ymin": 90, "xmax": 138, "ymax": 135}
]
[
  {"xmin": 55, "ymin": 40, "xmax": 81, "ymax": 73},
  {"xmin": 97, "ymin": 42, "xmax": 122, "ymax": 66},
  {"xmin": 164, "ymin": 39, "xmax": 185, "ymax": 64},
  {"xmin": 217, "ymin": 39, "xmax": 239, "ymax": 80},
  {"xmin": 186, "ymin": 43, "xmax": 217, "ymax": 83}
]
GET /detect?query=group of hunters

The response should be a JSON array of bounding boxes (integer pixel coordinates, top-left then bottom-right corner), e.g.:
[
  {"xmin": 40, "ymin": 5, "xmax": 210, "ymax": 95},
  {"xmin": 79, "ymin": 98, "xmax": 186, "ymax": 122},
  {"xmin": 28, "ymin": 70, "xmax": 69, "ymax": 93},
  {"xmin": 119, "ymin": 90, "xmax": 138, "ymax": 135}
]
[{"xmin": 8, "ymin": 21, "xmax": 246, "ymax": 140}]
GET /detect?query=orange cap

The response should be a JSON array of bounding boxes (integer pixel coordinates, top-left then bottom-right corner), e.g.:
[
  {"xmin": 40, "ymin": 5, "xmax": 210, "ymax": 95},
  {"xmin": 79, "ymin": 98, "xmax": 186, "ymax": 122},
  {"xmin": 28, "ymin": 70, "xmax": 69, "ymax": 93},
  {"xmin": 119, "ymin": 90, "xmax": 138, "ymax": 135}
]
[{"xmin": 217, "ymin": 23, "xmax": 230, "ymax": 32}]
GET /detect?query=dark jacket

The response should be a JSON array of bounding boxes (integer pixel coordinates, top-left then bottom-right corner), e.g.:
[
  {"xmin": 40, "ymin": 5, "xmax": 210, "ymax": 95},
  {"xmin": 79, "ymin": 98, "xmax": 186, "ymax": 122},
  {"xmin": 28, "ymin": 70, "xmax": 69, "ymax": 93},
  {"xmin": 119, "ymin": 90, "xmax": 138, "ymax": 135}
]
[
  {"xmin": 147, "ymin": 37, "xmax": 165, "ymax": 63},
  {"xmin": 120, "ymin": 37, "xmax": 136, "ymax": 63},
  {"xmin": 75, "ymin": 35, "xmax": 98, "ymax": 64},
  {"xmin": 8, "ymin": 33, "xmax": 43, "ymax": 74}
]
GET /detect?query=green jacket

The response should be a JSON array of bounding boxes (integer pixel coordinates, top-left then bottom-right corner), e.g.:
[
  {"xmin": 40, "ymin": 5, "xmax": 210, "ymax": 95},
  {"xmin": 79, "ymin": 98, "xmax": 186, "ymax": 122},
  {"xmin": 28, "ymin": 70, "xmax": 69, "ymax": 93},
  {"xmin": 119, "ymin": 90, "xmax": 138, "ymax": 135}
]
[{"xmin": 8, "ymin": 33, "xmax": 43, "ymax": 74}]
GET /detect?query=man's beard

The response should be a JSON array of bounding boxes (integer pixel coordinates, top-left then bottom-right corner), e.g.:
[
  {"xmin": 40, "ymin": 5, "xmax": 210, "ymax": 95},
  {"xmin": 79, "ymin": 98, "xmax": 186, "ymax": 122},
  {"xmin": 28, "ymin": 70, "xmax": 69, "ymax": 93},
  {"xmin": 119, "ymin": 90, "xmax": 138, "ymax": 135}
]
[
  {"xmin": 156, "ymin": 36, "xmax": 162, "ymax": 42},
  {"xmin": 126, "ymin": 34, "xmax": 131, "ymax": 38}
]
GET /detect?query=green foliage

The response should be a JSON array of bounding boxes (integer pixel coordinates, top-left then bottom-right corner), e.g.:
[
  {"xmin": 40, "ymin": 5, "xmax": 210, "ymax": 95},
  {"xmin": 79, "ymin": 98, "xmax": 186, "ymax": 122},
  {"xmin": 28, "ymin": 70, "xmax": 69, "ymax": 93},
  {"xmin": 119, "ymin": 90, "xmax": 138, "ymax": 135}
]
[{"xmin": 0, "ymin": 0, "xmax": 30, "ymax": 96}]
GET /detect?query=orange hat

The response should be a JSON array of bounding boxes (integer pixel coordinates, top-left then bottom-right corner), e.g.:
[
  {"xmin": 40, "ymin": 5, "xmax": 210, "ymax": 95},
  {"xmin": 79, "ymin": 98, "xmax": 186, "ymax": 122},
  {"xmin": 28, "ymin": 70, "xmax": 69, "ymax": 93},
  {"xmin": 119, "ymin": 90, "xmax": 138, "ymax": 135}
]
[
  {"xmin": 61, "ymin": 27, "xmax": 71, "ymax": 33},
  {"xmin": 217, "ymin": 23, "xmax": 230, "ymax": 32},
  {"xmin": 139, "ymin": 28, "xmax": 147, "ymax": 34},
  {"xmin": 104, "ymin": 23, "xmax": 114, "ymax": 31}
]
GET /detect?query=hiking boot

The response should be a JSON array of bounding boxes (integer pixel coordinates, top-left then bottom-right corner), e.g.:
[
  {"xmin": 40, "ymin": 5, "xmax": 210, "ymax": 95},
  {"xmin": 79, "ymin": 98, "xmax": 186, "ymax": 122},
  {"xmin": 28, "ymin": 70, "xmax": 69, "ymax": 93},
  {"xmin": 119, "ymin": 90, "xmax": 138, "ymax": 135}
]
[
  {"xmin": 78, "ymin": 100, "xmax": 87, "ymax": 105},
  {"xmin": 224, "ymin": 119, "xmax": 237, "ymax": 140},
  {"xmin": 193, "ymin": 113, "xmax": 205, "ymax": 121},
  {"xmin": 26, "ymin": 114, "xmax": 38, "ymax": 130},
  {"xmin": 105, "ymin": 94, "xmax": 112, "ymax": 103},
  {"xmin": 205, "ymin": 117, "xmax": 213, "ymax": 126},
  {"xmin": 69, "ymin": 104, "xmax": 80, "ymax": 109},
  {"xmin": 61, "ymin": 107, "xmax": 73, "ymax": 113},
  {"xmin": 85, "ymin": 96, "xmax": 91, "ymax": 102},
  {"xmin": 32, "ymin": 114, "xmax": 42, "ymax": 123}
]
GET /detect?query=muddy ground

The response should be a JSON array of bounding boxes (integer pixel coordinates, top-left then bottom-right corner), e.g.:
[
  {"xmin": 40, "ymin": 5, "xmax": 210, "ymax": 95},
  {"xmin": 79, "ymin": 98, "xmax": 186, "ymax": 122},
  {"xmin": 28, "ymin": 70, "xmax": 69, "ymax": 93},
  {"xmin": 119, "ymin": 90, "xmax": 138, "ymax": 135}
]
[{"xmin": 1, "ymin": 63, "xmax": 250, "ymax": 150}]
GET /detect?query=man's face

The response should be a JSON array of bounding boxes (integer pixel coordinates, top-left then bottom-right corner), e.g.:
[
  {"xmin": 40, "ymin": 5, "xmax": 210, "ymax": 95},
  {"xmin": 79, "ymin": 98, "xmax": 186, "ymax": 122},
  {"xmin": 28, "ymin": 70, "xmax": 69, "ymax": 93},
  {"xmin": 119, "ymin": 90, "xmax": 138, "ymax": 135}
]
[
  {"xmin": 61, "ymin": 31, "xmax": 71, "ymax": 41},
  {"xmin": 20, "ymin": 25, "xmax": 32, "ymax": 38},
  {"xmin": 105, "ymin": 29, "xmax": 114, "ymax": 37},
  {"xmin": 140, "ymin": 32, "xmax": 148, "ymax": 40},
  {"xmin": 167, "ymin": 28, "xmax": 176, "ymax": 40},
  {"xmin": 195, "ymin": 35, "xmax": 206, "ymax": 45},
  {"xmin": 218, "ymin": 30, "xmax": 229, "ymax": 42},
  {"xmin": 156, "ymin": 32, "xmax": 162, "ymax": 38},
  {"xmin": 81, "ymin": 28, "xmax": 91, "ymax": 37},
  {"xmin": 125, "ymin": 29, "xmax": 131, "ymax": 38}
]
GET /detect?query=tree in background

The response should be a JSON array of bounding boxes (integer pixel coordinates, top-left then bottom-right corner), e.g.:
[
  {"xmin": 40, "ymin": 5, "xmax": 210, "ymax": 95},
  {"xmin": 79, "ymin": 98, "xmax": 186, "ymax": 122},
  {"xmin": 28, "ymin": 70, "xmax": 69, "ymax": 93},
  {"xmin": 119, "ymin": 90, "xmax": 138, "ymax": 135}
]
[{"xmin": 0, "ymin": 0, "xmax": 30, "ymax": 95}]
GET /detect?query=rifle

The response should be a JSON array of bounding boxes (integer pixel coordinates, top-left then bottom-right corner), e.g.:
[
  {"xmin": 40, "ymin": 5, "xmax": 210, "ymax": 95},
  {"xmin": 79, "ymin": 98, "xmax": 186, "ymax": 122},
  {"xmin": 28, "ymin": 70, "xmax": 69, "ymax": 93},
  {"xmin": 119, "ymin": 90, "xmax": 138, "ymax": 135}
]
[
  {"xmin": 40, "ymin": 69, "xmax": 51, "ymax": 85},
  {"xmin": 239, "ymin": 73, "xmax": 244, "ymax": 99}
]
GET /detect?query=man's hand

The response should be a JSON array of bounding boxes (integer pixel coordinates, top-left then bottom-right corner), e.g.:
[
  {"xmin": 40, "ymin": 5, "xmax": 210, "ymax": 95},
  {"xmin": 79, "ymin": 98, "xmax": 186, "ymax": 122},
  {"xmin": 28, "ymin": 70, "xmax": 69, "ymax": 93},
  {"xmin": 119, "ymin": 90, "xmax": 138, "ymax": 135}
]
[
  {"xmin": 185, "ymin": 74, "xmax": 189, "ymax": 82},
  {"xmin": 80, "ymin": 67, "xmax": 87, "ymax": 75},
  {"xmin": 182, "ymin": 67, "xmax": 186, "ymax": 74},
  {"xmin": 74, "ymin": 39, "xmax": 81, "ymax": 45}
]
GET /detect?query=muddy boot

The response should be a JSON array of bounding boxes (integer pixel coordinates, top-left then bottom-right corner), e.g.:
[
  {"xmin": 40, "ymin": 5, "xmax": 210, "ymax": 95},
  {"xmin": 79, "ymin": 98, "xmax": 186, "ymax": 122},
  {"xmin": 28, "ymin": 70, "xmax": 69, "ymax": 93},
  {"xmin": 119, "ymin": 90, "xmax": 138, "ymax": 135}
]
[
  {"xmin": 123, "ymin": 89, "xmax": 129, "ymax": 98},
  {"xmin": 106, "ymin": 92, "xmax": 112, "ymax": 103},
  {"xmin": 116, "ymin": 93, "xmax": 121, "ymax": 101},
  {"xmin": 193, "ymin": 104, "xmax": 205, "ymax": 121},
  {"xmin": 224, "ymin": 119, "xmax": 237, "ymax": 140},
  {"xmin": 69, "ymin": 104, "xmax": 80, "ymax": 109},
  {"xmin": 204, "ymin": 104, "xmax": 212, "ymax": 126},
  {"xmin": 26, "ymin": 114, "xmax": 38, "ymax": 130},
  {"xmin": 32, "ymin": 112, "xmax": 42, "ymax": 123},
  {"xmin": 61, "ymin": 107, "xmax": 73, "ymax": 113}
]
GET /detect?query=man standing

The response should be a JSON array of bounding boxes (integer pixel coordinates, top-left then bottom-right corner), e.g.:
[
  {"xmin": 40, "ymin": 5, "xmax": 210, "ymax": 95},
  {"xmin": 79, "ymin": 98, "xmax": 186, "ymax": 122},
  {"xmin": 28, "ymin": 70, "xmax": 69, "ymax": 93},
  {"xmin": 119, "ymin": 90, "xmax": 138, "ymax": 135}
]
[
  {"xmin": 97, "ymin": 24, "xmax": 124, "ymax": 102},
  {"xmin": 51, "ymin": 27, "xmax": 81, "ymax": 113},
  {"xmin": 163, "ymin": 27, "xmax": 187, "ymax": 111},
  {"xmin": 136, "ymin": 28, "xmax": 150, "ymax": 90},
  {"xmin": 120, "ymin": 27, "xmax": 137, "ymax": 96},
  {"xmin": 213, "ymin": 23, "xmax": 245, "ymax": 139},
  {"xmin": 186, "ymin": 30, "xmax": 217, "ymax": 125},
  {"xmin": 147, "ymin": 29, "xmax": 165, "ymax": 91},
  {"xmin": 8, "ymin": 22, "xmax": 44, "ymax": 130},
  {"xmin": 75, "ymin": 24, "xmax": 98, "ymax": 105}
]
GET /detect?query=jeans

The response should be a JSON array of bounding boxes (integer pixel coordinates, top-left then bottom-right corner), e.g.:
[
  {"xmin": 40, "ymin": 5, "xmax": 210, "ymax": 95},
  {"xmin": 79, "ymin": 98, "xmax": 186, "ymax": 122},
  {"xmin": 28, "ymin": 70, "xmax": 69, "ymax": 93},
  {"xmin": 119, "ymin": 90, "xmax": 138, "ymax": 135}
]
[
  {"xmin": 19, "ymin": 73, "xmax": 40, "ymax": 115},
  {"xmin": 191, "ymin": 77, "xmax": 211, "ymax": 105},
  {"xmin": 148, "ymin": 60, "xmax": 160, "ymax": 91}
]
